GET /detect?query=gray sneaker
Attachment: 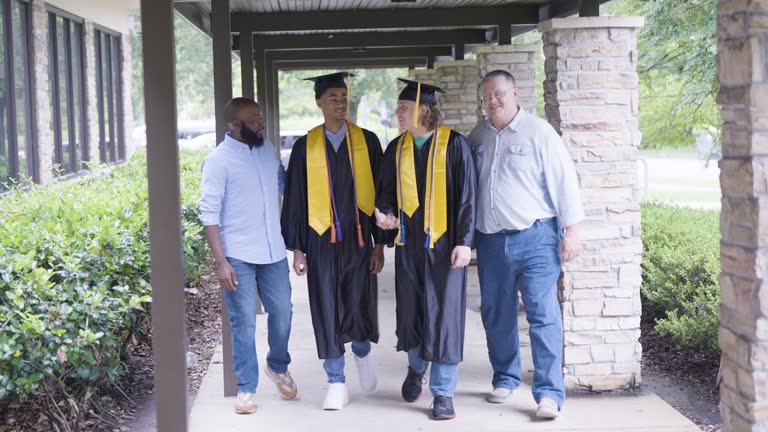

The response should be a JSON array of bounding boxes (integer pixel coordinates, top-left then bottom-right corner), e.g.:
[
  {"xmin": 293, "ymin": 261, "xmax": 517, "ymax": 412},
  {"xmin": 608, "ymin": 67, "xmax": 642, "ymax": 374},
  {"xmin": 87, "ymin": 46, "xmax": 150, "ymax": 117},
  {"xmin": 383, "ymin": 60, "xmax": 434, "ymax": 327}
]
[{"xmin": 487, "ymin": 387, "xmax": 514, "ymax": 403}]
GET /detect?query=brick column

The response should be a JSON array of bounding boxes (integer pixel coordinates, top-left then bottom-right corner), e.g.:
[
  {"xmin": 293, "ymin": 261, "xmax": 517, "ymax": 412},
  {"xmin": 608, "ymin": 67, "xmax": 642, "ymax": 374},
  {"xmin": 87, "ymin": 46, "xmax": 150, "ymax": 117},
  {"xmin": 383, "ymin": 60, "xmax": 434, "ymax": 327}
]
[
  {"xmin": 434, "ymin": 59, "xmax": 480, "ymax": 136},
  {"xmin": 717, "ymin": 1, "xmax": 768, "ymax": 430},
  {"xmin": 83, "ymin": 21, "xmax": 100, "ymax": 164},
  {"xmin": 476, "ymin": 44, "xmax": 538, "ymax": 114},
  {"xmin": 540, "ymin": 16, "xmax": 645, "ymax": 392},
  {"xmin": 412, "ymin": 68, "xmax": 439, "ymax": 90},
  {"xmin": 121, "ymin": 33, "xmax": 134, "ymax": 159},
  {"xmin": 29, "ymin": 0, "xmax": 53, "ymax": 184}
]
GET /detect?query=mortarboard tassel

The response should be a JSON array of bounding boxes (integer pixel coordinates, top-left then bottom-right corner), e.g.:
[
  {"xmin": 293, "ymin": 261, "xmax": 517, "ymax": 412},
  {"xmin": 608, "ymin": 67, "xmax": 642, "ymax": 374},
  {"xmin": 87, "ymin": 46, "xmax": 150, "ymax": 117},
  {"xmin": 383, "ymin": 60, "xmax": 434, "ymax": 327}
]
[{"xmin": 412, "ymin": 82, "xmax": 421, "ymax": 128}]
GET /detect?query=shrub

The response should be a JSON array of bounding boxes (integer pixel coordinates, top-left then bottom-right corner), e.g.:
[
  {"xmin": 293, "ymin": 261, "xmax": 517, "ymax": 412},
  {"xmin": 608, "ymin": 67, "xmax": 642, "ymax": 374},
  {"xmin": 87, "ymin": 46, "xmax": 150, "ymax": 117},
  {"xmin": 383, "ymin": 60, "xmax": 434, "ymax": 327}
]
[
  {"xmin": 0, "ymin": 150, "xmax": 209, "ymax": 431},
  {"xmin": 641, "ymin": 203, "xmax": 720, "ymax": 353}
]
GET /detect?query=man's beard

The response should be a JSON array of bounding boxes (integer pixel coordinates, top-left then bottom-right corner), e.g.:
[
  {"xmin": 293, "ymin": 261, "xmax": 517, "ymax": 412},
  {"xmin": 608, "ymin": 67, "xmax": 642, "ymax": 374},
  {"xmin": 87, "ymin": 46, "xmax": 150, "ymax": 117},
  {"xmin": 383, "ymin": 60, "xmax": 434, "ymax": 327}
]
[{"xmin": 241, "ymin": 124, "xmax": 264, "ymax": 147}]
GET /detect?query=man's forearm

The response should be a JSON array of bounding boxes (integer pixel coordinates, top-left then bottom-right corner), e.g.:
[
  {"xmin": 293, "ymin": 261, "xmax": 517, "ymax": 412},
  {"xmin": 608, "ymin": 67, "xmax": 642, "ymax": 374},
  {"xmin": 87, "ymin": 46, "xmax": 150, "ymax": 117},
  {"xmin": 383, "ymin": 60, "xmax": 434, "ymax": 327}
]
[{"xmin": 204, "ymin": 225, "xmax": 227, "ymax": 262}]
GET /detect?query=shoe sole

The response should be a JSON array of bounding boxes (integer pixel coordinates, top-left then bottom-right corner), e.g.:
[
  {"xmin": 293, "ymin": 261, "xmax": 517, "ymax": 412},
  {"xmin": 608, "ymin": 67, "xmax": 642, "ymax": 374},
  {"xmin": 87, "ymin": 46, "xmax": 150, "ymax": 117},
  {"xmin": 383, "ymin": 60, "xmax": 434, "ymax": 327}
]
[
  {"xmin": 536, "ymin": 411, "xmax": 559, "ymax": 419},
  {"xmin": 402, "ymin": 390, "xmax": 422, "ymax": 403},
  {"xmin": 487, "ymin": 396, "xmax": 507, "ymax": 404},
  {"xmin": 431, "ymin": 414, "xmax": 456, "ymax": 421},
  {"xmin": 234, "ymin": 407, "xmax": 257, "ymax": 415}
]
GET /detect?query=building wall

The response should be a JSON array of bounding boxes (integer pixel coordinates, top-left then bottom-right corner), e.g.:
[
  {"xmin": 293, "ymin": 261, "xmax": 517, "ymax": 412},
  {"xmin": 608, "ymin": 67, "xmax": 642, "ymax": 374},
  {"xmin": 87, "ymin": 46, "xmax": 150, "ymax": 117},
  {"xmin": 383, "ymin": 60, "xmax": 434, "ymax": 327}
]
[
  {"xmin": 45, "ymin": 0, "xmax": 137, "ymax": 34},
  {"xmin": 16, "ymin": 0, "xmax": 135, "ymax": 185}
]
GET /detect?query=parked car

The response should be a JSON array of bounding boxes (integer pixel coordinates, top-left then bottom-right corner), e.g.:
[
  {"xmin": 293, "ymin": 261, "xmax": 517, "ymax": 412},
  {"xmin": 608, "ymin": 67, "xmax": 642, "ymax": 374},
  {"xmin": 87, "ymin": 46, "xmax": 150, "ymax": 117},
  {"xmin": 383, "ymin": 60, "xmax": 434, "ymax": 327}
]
[{"xmin": 279, "ymin": 130, "xmax": 304, "ymax": 168}]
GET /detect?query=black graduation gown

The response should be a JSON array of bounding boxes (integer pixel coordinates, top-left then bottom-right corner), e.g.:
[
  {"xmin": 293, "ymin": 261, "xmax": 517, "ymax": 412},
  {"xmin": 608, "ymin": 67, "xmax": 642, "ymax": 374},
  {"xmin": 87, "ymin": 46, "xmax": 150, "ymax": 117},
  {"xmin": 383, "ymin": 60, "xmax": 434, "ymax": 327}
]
[
  {"xmin": 377, "ymin": 129, "xmax": 477, "ymax": 364},
  {"xmin": 281, "ymin": 128, "xmax": 385, "ymax": 360}
]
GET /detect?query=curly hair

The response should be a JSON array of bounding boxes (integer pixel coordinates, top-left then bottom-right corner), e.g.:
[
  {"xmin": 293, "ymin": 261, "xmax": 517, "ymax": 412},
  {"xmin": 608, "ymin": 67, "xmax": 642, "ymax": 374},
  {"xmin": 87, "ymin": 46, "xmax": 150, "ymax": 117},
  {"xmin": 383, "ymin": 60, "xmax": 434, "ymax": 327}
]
[{"xmin": 420, "ymin": 104, "xmax": 443, "ymax": 131}]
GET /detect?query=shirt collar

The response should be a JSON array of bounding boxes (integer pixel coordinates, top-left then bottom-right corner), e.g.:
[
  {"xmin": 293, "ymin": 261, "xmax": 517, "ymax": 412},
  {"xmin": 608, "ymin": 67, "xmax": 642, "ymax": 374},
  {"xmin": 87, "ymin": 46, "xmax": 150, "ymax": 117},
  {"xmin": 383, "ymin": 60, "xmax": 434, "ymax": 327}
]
[
  {"xmin": 486, "ymin": 106, "xmax": 526, "ymax": 134},
  {"xmin": 324, "ymin": 122, "xmax": 347, "ymax": 139},
  {"xmin": 221, "ymin": 132, "xmax": 249, "ymax": 152}
]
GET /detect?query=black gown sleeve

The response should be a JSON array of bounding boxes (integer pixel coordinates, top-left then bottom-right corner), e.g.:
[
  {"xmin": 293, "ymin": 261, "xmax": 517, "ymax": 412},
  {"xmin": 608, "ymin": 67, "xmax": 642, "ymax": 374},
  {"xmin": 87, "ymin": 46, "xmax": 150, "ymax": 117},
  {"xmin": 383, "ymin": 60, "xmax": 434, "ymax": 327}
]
[
  {"xmin": 363, "ymin": 130, "xmax": 389, "ymax": 246},
  {"xmin": 450, "ymin": 132, "xmax": 478, "ymax": 248},
  {"xmin": 376, "ymin": 136, "xmax": 399, "ymax": 216},
  {"xmin": 281, "ymin": 136, "xmax": 309, "ymax": 252}
]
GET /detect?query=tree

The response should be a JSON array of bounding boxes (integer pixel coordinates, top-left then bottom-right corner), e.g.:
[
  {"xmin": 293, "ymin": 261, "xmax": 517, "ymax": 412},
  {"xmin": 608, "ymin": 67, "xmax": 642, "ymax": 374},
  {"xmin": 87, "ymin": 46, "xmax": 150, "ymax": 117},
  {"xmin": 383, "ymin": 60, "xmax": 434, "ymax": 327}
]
[{"xmin": 604, "ymin": 0, "xmax": 720, "ymax": 148}]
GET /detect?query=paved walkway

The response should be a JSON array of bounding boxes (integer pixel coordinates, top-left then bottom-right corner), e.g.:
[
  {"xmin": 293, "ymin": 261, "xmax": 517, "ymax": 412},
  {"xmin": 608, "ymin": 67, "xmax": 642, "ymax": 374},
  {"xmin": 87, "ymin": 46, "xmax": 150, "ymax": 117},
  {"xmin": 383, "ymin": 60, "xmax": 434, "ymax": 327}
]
[{"xmin": 188, "ymin": 250, "xmax": 700, "ymax": 432}]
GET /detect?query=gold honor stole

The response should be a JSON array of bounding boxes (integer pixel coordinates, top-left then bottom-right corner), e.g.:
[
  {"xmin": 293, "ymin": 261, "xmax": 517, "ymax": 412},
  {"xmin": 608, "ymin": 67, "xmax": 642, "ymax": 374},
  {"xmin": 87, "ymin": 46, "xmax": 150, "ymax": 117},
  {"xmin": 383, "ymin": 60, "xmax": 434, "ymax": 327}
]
[
  {"xmin": 306, "ymin": 121, "xmax": 375, "ymax": 245},
  {"xmin": 396, "ymin": 126, "xmax": 451, "ymax": 249}
]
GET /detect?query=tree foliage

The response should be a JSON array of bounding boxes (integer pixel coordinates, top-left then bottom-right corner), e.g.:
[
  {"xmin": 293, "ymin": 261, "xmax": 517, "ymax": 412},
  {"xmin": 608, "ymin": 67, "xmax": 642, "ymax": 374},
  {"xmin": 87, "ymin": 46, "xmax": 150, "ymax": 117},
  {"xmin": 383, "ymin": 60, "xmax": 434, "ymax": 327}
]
[{"xmin": 604, "ymin": 0, "xmax": 720, "ymax": 148}]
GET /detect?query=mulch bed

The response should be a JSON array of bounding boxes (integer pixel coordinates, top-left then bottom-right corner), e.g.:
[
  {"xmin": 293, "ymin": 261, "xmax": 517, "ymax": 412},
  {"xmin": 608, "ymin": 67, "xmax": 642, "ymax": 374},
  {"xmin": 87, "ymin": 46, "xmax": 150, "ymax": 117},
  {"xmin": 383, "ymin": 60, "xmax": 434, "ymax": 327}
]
[
  {"xmin": 0, "ymin": 266, "xmax": 222, "ymax": 432},
  {"xmin": 640, "ymin": 310, "xmax": 721, "ymax": 432}
]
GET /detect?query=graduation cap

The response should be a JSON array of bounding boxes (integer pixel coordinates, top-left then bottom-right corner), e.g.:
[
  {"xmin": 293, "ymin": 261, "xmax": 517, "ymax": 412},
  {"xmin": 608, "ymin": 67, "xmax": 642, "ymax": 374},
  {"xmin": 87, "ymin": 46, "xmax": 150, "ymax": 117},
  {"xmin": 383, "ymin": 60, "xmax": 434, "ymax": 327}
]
[
  {"xmin": 397, "ymin": 78, "xmax": 445, "ymax": 107},
  {"xmin": 304, "ymin": 71, "xmax": 355, "ymax": 99}
]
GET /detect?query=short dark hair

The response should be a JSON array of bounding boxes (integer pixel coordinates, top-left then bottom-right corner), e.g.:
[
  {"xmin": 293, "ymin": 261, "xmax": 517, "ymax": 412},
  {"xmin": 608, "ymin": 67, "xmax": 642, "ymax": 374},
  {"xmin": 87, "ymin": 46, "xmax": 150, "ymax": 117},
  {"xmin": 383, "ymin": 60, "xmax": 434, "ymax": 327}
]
[
  {"xmin": 223, "ymin": 97, "xmax": 259, "ymax": 123},
  {"xmin": 482, "ymin": 70, "xmax": 517, "ymax": 86}
]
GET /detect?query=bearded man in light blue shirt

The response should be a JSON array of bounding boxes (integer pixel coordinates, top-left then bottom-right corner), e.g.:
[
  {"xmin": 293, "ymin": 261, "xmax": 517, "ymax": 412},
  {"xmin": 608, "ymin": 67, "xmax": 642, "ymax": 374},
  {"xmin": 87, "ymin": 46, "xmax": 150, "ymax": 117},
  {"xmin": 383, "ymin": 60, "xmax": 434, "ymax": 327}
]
[
  {"xmin": 469, "ymin": 70, "xmax": 585, "ymax": 419},
  {"xmin": 199, "ymin": 98, "xmax": 297, "ymax": 414}
]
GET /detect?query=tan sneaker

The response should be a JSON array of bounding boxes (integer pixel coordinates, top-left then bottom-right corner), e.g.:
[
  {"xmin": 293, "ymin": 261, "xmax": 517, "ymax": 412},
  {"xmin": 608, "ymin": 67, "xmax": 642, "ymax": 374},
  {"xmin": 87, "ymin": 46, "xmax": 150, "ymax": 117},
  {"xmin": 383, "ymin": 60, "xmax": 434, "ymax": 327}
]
[
  {"xmin": 234, "ymin": 392, "xmax": 258, "ymax": 414},
  {"xmin": 536, "ymin": 397, "xmax": 560, "ymax": 419},
  {"xmin": 265, "ymin": 367, "xmax": 298, "ymax": 400}
]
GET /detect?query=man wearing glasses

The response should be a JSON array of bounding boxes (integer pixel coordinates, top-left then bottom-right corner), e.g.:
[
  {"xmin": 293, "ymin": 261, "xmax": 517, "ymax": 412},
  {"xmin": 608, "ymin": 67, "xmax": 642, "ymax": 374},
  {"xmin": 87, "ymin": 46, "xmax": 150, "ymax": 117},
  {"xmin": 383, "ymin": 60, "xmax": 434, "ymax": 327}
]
[{"xmin": 468, "ymin": 70, "xmax": 584, "ymax": 419}]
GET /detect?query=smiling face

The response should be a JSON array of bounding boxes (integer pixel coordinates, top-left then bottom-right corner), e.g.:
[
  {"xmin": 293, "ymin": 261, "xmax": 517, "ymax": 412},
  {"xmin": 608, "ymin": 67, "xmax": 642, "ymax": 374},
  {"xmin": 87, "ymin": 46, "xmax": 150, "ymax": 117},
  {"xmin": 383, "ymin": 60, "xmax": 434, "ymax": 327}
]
[
  {"xmin": 316, "ymin": 87, "xmax": 348, "ymax": 122},
  {"xmin": 481, "ymin": 75, "xmax": 519, "ymax": 126}
]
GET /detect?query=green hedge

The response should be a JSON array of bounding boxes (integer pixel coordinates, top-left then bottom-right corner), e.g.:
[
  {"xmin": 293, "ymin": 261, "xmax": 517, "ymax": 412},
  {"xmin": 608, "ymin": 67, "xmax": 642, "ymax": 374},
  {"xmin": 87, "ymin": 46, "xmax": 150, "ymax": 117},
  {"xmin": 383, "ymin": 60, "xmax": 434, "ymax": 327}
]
[
  {"xmin": 641, "ymin": 203, "xmax": 721, "ymax": 353},
  {"xmin": 0, "ymin": 150, "xmax": 208, "ymax": 431}
]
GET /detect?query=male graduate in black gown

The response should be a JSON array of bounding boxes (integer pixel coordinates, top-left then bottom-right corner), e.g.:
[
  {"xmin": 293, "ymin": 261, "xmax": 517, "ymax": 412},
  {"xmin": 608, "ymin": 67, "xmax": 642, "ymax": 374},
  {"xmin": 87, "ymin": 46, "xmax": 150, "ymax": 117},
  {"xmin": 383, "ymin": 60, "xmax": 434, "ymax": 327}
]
[
  {"xmin": 281, "ymin": 72, "xmax": 386, "ymax": 411},
  {"xmin": 374, "ymin": 79, "xmax": 477, "ymax": 421}
]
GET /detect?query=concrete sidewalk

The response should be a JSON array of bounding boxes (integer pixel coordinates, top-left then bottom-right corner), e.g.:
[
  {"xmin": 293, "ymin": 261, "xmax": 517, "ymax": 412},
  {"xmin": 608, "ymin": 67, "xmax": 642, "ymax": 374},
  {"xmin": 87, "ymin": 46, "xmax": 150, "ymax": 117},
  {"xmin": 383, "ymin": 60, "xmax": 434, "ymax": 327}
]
[{"xmin": 188, "ymin": 250, "xmax": 700, "ymax": 432}]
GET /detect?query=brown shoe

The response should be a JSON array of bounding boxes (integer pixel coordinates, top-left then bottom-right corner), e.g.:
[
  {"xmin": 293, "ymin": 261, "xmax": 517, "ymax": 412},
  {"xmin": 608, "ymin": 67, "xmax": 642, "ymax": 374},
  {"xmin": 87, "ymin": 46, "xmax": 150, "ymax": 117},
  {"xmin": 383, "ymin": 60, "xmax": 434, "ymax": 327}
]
[
  {"xmin": 265, "ymin": 367, "xmax": 298, "ymax": 400},
  {"xmin": 234, "ymin": 392, "xmax": 258, "ymax": 414}
]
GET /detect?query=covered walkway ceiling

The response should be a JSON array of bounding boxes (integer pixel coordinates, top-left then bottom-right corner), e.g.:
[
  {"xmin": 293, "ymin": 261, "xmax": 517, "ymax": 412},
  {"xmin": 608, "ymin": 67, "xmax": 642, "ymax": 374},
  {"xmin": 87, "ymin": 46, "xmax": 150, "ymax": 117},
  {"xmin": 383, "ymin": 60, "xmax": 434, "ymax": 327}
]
[{"xmin": 175, "ymin": 0, "xmax": 611, "ymax": 45}]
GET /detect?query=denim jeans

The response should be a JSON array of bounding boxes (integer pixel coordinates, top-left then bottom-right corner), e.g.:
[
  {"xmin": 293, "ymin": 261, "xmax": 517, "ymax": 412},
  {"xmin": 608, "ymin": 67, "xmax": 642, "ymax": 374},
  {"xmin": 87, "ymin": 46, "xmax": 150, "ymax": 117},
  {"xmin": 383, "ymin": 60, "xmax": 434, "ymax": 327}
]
[
  {"xmin": 476, "ymin": 218, "xmax": 565, "ymax": 408},
  {"xmin": 224, "ymin": 257, "xmax": 293, "ymax": 393},
  {"xmin": 323, "ymin": 340, "xmax": 372, "ymax": 383},
  {"xmin": 407, "ymin": 348, "xmax": 459, "ymax": 398}
]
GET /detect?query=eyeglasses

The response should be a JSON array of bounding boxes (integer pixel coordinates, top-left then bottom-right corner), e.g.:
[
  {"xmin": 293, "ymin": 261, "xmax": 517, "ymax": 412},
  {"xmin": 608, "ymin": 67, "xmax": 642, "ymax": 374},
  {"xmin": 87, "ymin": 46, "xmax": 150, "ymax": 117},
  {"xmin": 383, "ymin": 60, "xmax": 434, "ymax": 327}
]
[{"xmin": 481, "ymin": 87, "xmax": 515, "ymax": 102}]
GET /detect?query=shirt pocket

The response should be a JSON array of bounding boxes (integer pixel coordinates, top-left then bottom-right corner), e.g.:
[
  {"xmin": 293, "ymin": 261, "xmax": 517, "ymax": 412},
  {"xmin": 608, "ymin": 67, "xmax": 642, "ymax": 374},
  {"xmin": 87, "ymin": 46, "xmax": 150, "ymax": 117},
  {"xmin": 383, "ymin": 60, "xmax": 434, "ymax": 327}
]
[{"xmin": 506, "ymin": 144, "xmax": 535, "ymax": 171}]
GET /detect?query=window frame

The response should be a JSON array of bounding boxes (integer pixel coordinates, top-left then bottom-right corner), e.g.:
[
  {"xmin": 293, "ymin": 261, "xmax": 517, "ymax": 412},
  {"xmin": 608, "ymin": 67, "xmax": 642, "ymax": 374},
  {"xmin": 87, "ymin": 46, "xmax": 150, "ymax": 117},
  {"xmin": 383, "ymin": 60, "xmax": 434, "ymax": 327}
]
[
  {"xmin": 94, "ymin": 25, "xmax": 124, "ymax": 164},
  {"xmin": 46, "ymin": 5, "xmax": 88, "ymax": 175},
  {"xmin": 1, "ymin": 0, "xmax": 36, "ymax": 185}
]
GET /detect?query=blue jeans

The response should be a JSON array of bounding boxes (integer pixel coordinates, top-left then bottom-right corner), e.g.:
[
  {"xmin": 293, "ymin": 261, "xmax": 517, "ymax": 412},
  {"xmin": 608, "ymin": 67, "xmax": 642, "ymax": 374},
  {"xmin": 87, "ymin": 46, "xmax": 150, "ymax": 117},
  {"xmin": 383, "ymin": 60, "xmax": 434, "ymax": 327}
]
[
  {"xmin": 225, "ymin": 257, "xmax": 293, "ymax": 393},
  {"xmin": 408, "ymin": 348, "xmax": 459, "ymax": 398},
  {"xmin": 476, "ymin": 219, "xmax": 565, "ymax": 408},
  {"xmin": 323, "ymin": 340, "xmax": 372, "ymax": 383}
]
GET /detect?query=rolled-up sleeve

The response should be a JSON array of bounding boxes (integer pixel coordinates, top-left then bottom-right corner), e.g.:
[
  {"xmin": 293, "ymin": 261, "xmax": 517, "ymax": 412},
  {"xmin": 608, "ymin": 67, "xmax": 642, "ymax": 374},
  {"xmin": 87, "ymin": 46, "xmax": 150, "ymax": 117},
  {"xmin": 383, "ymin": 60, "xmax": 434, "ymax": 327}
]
[
  {"xmin": 199, "ymin": 158, "xmax": 227, "ymax": 226},
  {"xmin": 542, "ymin": 130, "xmax": 585, "ymax": 228}
]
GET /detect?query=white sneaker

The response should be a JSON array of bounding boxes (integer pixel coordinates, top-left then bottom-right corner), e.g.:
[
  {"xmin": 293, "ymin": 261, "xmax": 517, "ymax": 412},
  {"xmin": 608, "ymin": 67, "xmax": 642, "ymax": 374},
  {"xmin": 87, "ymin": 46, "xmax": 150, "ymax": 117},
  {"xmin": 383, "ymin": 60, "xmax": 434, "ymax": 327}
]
[
  {"xmin": 536, "ymin": 397, "xmax": 560, "ymax": 419},
  {"xmin": 323, "ymin": 383, "xmax": 349, "ymax": 410},
  {"xmin": 234, "ymin": 392, "xmax": 258, "ymax": 414},
  {"xmin": 486, "ymin": 387, "xmax": 514, "ymax": 404},
  {"xmin": 354, "ymin": 353, "xmax": 378, "ymax": 393}
]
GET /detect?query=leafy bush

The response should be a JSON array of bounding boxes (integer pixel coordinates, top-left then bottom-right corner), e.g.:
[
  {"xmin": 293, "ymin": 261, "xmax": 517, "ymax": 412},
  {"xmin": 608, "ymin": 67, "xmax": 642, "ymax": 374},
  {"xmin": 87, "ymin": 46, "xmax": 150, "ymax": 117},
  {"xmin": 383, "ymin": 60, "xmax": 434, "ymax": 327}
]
[
  {"xmin": 0, "ymin": 150, "xmax": 208, "ymax": 431},
  {"xmin": 641, "ymin": 203, "xmax": 720, "ymax": 353}
]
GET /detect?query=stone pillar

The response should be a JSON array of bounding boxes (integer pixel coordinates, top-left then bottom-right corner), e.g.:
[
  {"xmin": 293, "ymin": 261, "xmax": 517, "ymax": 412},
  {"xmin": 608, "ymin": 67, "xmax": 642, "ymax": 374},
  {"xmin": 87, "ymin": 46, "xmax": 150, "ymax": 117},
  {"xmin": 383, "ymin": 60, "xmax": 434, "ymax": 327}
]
[
  {"xmin": 412, "ymin": 68, "xmax": 439, "ymax": 88},
  {"xmin": 29, "ymin": 0, "xmax": 53, "ymax": 185},
  {"xmin": 121, "ymin": 33, "xmax": 134, "ymax": 159},
  {"xmin": 434, "ymin": 59, "xmax": 480, "ymax": 136},
  {"xmin": 476, "ymin": 44, "xmax": 538, "ymax": 114},
  {"xmin": 540, "ymin": 16, "xmax": 645, "ymax": 392},
  {"xmin": 717, "ymin": 1, "xmax": 768, "ymax": 430},
  {"xmin": 83, "ymin": 21, "xmax": 100, "ymax": 164}
]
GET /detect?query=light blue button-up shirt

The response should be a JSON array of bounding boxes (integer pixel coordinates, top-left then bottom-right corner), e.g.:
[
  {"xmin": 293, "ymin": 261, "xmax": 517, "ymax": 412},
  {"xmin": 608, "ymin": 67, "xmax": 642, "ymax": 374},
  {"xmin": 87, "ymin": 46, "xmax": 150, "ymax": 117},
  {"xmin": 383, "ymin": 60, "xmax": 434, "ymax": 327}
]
[
  {"xmin": 325, "ymin": 123, "xmax": 347, "ymax": 152},
  {"xmin": 468, "ymin": 109, "xmax": 585, "ymax": 233},
  {"xmin": 198, "ymin": 134, "xmax": 287, "ymax": 264}
]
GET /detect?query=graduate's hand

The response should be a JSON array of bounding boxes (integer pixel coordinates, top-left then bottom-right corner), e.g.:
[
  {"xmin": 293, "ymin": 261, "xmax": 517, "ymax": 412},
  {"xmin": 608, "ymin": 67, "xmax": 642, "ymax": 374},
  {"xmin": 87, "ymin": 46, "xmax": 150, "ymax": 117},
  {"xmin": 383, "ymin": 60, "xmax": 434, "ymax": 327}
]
[
  {"xmin": 292, "ymin": 251, "xmax": 308, "ymax": 276},
  {"xmin": 374, "ymin": 207, "xmax": 400, "ymax": 230},
  {"xmin": 369, "ymin": 244, "xmax": 385, "ymax": 274},
  {"xmin": 451, "ymin": 245, "xmax": 472, "ymax": 269},
  {"xmin": 216, "ymin": 259, "xmax": 239, "ymax": 292},
  {"xmin": 560, "ymin": 225, "xmax": 581, "ymax": 263}
]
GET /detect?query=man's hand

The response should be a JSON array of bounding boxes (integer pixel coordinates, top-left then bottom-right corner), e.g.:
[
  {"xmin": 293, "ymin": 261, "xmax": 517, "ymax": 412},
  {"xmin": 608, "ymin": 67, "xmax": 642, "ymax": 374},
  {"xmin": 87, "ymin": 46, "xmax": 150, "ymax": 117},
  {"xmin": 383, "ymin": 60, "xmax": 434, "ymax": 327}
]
[
  {"xmin": 292, "ymin": 251, "xmax": 308, "ymax": 276},
  {"xmin": 451, "ymin": 245, "xmax": 472, "ymax": 268},
  {"xmin": 560, "ymin": 225, "xmax": 581, "ymax": 263},
  {"xmin": 374, "ymin": 207, "xmax": 400, "ymax": 230},
  {"xmin": 369, "ymin": 245, "xmax": 385, "ymax": 274},
  {"xmin": 216, "ymin": 259, "xmax": 239, "ymax": 291}
]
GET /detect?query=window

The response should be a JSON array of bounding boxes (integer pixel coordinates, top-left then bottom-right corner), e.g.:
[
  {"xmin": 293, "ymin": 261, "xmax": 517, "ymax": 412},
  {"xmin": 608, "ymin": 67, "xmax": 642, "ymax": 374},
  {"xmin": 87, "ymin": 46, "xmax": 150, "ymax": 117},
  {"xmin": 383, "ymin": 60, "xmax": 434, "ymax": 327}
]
[
  {"xmin": 0, "ymin": 0, "xmax": 34, "ymax": 190},
  {"xmin": 48, "ymin": 8, "xmax": 86, "ymax": 175},
  {"xmin": 95, "ymin": 28, "xmax": 123, "ymax": 163}
]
